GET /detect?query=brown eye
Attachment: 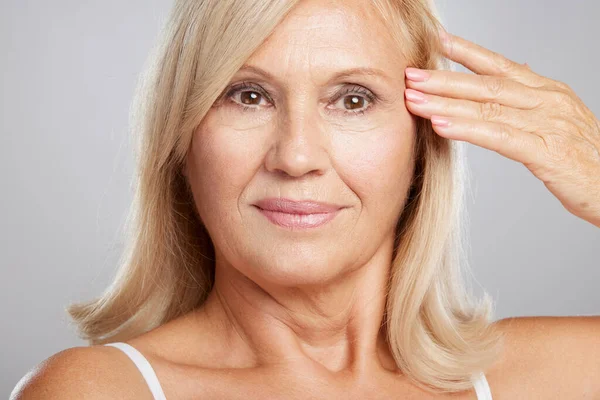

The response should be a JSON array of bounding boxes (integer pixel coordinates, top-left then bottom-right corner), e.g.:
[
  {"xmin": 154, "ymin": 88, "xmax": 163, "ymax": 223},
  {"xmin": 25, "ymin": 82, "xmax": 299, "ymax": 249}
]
[
  {"xmin": 223, "ymin": 82, "xmax": 272, "ymax": 111},
  {"xmin": 240, "ymin": 91, "xmax": 263, "ymax": 105},
  {"xmin": 343, "ymin": 95, "xmax": 366, "ymax": 110},
  {"xmin": 330, "ymin": 84, "xmax": 376, "ymax": 115}
]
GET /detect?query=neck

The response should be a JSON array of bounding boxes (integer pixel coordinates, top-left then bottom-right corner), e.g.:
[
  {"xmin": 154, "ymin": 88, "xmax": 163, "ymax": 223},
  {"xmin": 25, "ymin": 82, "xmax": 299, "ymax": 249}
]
[{"xmin": 199, "ymin": 234, "xmax": 398, "ymax": 377}]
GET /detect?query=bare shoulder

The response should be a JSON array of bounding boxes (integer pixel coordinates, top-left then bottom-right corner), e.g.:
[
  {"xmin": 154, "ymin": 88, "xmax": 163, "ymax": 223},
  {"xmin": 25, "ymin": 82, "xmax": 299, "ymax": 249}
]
[
  {"xmin": 10, "ymin": 345, "xmax": 155, "ymax": 400},
  {"xmin": 488, "ymin": 316, "xmax": 600, "ymax": 398}
]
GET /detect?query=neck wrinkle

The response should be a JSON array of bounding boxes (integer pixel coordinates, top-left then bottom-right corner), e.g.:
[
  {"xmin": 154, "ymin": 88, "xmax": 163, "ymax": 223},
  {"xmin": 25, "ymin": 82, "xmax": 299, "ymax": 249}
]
[{"xmin": 201, "ymin": 233, "xmax": 397, "ymax": 379}]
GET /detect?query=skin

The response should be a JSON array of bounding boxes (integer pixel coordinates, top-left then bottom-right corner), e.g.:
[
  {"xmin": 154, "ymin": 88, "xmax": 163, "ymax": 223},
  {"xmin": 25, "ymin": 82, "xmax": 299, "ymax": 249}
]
[
  {"xmin": 12, "ymin": 0, "xmax": 600, "ymax": 399},
  {"xmin": 406, "ymin": 31, "xmax": 600, "ymax": 228},
  {"xmin": 182, "ymin": 0, "xmax": 414, "ymax": 377}
]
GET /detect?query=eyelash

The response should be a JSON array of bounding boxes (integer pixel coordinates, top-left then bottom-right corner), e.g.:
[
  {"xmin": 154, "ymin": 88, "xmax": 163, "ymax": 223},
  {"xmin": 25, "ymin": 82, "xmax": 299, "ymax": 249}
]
[{"xmin": 221, "ymin": 81, "xmax": 378, "ymax": 116}]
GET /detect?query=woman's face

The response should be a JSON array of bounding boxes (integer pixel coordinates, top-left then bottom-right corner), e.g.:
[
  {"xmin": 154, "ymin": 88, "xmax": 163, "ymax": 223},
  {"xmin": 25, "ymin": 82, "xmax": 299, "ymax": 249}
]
[{"xmin": 186, "ymin": 0, "xmax": 417, "ymax": 286}]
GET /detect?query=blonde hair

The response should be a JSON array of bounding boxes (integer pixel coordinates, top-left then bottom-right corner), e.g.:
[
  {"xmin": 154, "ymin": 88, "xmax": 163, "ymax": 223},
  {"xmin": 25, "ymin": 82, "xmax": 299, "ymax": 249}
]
[{"xmin": 68, "ymin": 0, "xmax": 504, "ymax": 393}]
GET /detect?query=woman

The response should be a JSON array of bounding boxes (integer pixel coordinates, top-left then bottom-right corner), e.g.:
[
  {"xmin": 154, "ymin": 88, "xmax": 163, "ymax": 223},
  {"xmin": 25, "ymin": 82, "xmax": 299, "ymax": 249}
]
[{"xmin": 12, "ymin": 0, "xmax": 600, "ymax": 398}]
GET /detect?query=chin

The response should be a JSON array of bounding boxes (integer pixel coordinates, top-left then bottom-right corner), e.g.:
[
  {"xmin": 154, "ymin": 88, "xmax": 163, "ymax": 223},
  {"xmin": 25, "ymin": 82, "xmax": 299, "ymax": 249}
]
[{"xmin": 241, "ymin": 253, "xmax": 348, "ymax": 288}]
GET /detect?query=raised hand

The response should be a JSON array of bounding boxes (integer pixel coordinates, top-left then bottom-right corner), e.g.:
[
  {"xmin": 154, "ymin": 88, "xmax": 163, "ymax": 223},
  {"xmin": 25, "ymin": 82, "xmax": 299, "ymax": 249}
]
[{"xmin": 404, "ymin": 30, "xmax": 600, "ymax": 227}]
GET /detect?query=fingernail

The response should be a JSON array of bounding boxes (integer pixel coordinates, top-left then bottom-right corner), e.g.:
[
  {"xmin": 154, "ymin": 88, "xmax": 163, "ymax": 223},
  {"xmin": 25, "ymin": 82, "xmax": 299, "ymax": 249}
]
[
  {"xmin": 405, "ymin": 89, "xmax": 428, "ymax": 104},
  {"xmin": 405, "ymin": 67, "xmax": 430, "ymax": 82},
  {"xmin": 431, "ymin": 116, "xmax": 451, "ymax": 127}
]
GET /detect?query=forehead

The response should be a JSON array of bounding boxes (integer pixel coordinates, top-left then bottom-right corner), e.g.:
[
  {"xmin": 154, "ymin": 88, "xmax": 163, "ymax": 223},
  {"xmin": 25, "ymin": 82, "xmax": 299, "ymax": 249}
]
[{"xmin": 244, "ymin": 0, "xmax": 408, "ymax": 79}]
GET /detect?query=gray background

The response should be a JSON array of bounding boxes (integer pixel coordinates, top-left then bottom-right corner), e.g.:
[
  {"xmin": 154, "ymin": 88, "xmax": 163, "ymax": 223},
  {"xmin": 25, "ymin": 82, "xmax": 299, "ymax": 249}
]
[{"xmin": 2, "ymin": 0, "xmax": 599, "ymax": 396}]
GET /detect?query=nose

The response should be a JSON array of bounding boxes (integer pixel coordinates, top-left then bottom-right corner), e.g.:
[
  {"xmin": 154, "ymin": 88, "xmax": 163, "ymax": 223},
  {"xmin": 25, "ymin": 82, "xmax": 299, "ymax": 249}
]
[{"xmin": 264, "ymin": 108, "xmax": 330, "ymax": 178}]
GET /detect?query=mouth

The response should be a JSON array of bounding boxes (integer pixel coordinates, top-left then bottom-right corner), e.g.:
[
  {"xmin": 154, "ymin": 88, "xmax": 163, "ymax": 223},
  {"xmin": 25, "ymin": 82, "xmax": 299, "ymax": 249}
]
[{"xmin": 252, "ymin": 198, "xmax": 346, "ymax": 229}]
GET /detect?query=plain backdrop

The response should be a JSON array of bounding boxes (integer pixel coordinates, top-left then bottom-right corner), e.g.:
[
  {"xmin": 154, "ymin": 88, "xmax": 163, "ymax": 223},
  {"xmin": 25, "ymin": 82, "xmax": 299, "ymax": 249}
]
[{"xmin": 1, "ymin": 0, "xmax": 599, "ymax": 396}]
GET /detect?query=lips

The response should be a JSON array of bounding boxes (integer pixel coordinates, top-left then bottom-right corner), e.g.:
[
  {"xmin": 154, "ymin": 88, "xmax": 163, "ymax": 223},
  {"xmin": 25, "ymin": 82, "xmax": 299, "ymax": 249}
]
[
  {"xmin": 252, "ymin": 198, "xmax": 346, "ymax": 229},
  {"xmin": 253, "ymin": 198, "xmax": 344, "ymax": 214}
]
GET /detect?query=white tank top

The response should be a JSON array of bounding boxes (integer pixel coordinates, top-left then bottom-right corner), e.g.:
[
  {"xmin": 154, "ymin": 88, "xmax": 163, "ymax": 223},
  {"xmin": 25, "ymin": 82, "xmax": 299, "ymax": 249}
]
[{"xmin": 105, "ymin": 342, "xmax": 493, "ymax": 399}]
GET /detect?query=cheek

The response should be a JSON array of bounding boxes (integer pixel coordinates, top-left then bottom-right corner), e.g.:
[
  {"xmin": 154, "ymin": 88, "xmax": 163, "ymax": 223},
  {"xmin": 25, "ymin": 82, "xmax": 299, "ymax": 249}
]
[
  {"xmin": 187, "ymin": 114, "xmax": 262, "ymax": 227},
  {"xmin": 334, "ymin": 120, "xmax": 416, "ymax": 215}
]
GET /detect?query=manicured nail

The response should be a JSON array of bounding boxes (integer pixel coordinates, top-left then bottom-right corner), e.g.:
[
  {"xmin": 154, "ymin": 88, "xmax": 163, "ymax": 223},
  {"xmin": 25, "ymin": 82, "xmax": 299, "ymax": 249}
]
[
  {"xmin": 431, "ymin": 116, "xmax": 451, "ymax": 127},
  {"xmin": 405, "ymin": 89, "xmax": 428, "ymax": 104},
  {"xmin": 405, "ymin": 68, "xmax": 430, "ymax": 82}
]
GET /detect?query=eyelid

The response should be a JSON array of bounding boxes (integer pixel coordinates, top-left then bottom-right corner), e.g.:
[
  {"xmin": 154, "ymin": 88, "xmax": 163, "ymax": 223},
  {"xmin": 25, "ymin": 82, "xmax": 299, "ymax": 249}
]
[
  {"xmin": 326, "ymin": 84, "xmax": 378, "ymax": 115},
  {"xmin": 226, "ymin": 81, "xmax": 274, "ymax": 103},
  {"xmin": 331, "ymin": 84, "xmax": 376, "ymax": 103},
  {"xmin": 222, "ymin": 81, "xmax": 379, "ymax": 114}
]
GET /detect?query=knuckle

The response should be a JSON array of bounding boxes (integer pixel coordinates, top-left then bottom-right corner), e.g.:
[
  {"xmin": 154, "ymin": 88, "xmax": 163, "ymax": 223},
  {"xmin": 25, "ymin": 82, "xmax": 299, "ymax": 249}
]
[
  {"xmin": 497, "ymin": 124, "xmax": 513, "ymax": 143},
  {"xmin": 529, "ymin": 91, "xmax": 547, "ymax": 109},
  {"xmin": 494, "ymin": 54, "xmax": 517, "ymax": 73},
  {"xmin": 482, "ymin": 76, "xmax": 505, "ymax": 98},
  {"xmin": 550, "ymin": 79, "xmax": 572, "ymax": 92},
  {"xmin": 440, "ymin": 100, "xmax": 453, "ymax": 116},
  {"xmin": 479, "ymin": 102, "xmax": 504, "ymax": 121},
  {"xmin": 443, "ymin": 72, "xmax": 458, "ymax": 91},
  {"xmin": 547, "ymin": 90, "xmax": 576, "ymax": 110}
]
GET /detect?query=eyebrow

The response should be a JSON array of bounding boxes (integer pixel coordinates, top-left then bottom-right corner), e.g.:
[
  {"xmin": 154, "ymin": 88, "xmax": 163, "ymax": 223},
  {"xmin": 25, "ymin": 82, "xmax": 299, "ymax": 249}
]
[{"xmin": 236, "ymin": 64, "xmax": 392, "ymax": 85}]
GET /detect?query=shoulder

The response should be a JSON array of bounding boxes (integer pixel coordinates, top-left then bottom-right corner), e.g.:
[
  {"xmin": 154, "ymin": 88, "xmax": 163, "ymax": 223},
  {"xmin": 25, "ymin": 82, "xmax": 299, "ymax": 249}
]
[
  {"xmin": 488, "ymin": 316, "xmax": 600, "ymax": 398},
  {"xmin": 10, "ymin": 345, "xmax": 155, "ymax": 400},
  {"xmin": 493, "ymin": 315, "xmax": 600, "ymax": 359}
]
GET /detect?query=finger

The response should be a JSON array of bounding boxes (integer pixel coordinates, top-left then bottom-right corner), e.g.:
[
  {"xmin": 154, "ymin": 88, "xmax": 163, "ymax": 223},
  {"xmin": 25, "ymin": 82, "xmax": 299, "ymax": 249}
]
[
  {"xmin": 404, "ymin": 88, "xmax": 538, "ymax": 133},
  {"xmin": 405, "ymin": 68, "xmax": 543, "ymax": 110},
  {"xmin": 440, "ymin": 32, "xmax": 551, "ymax": 88},
  {"xmin": 428, "ymin": 115, "xmax": 545, "ymax": 165}
]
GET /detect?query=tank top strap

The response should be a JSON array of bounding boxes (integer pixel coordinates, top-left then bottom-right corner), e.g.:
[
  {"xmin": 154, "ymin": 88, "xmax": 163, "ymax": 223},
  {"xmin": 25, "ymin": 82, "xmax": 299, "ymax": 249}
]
[
  {"xmin": 104, "ymin": 341, "xmax": 489, "ymax": 400},
  {"xmin": 104, "ymin": 342, "xmax": 167, "ymax": 400},
  {"xmin": 471, "ymin": 371, "xmax": 493, "ymax": 400}
]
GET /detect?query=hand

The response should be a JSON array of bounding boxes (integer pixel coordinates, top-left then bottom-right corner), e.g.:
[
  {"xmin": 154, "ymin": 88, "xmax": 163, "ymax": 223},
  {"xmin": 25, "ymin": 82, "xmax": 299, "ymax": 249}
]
[{"xmin": 403, "ymin": 30, "xmax": 600, "ymax": 228}]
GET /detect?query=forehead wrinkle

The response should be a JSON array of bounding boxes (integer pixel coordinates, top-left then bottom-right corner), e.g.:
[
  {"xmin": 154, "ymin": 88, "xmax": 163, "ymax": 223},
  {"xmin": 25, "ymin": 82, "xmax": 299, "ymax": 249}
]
[
  {"xmin": 229, "ymin": 0, "xmax": 406, "ymax": 105},
  {"xmin": 241, "ymin": 1, "xmax": 393, "ymax": 82}
]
